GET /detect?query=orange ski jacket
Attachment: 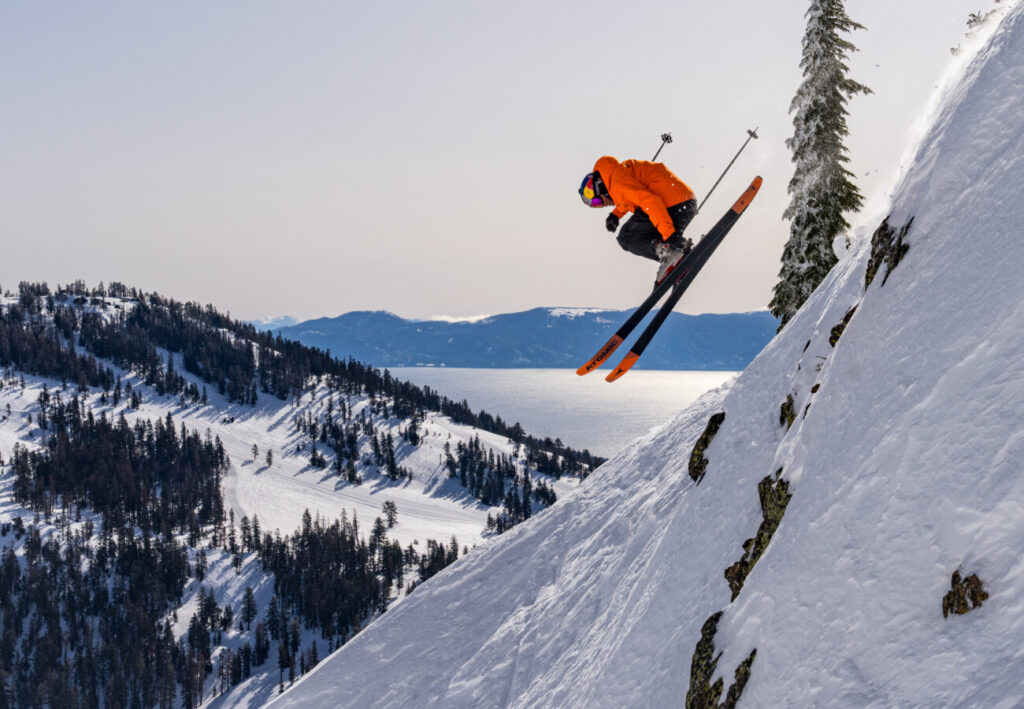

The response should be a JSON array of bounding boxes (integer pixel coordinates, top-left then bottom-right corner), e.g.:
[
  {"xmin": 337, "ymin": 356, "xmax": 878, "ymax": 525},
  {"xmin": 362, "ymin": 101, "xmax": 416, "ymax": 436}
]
[{"xmin": 593, "ymin": 156, "xmax": 696, "ymax": 240}]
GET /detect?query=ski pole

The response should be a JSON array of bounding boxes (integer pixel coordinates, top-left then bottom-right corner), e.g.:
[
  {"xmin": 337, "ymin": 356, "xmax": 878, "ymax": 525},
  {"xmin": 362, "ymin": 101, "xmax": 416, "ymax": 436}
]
[
  {"xmin": 697, "ymin": 128, "xmax": 759, "ymax": 213},
  {"xmin": 651, "ymin": 132, "xmax": 672, "ymax": 161}
]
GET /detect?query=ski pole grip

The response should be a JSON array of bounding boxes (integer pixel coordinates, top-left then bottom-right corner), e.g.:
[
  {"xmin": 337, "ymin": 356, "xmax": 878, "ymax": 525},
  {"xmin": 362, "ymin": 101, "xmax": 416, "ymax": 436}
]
[{"xmin": 652, "ymin": 132, "xmax": 673, "ymax": 161}]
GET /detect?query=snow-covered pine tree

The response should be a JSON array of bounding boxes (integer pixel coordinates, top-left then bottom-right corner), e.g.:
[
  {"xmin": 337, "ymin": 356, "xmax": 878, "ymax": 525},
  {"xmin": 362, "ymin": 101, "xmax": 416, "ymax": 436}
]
[{"xmin": 770, "ymin": 0, "xmax": 871, "ymax": 327}]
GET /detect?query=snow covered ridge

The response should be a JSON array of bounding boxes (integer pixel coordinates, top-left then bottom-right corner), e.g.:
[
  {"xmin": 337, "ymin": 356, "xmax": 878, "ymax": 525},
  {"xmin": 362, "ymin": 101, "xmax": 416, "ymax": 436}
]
[
  {"xmin": 544, "ymin": 307, "xmax": 612, "ymax": 319},
  {"xmin": 1, "ymin": 281, "xmax": 140, "ymax": 324},
  {"xmin": 428, "ymin": 313, "xmax": 494, "ymax": 324},
  {"xmin": 277, "ymin": 5, "xmax": 1024, "ymax": 707}
]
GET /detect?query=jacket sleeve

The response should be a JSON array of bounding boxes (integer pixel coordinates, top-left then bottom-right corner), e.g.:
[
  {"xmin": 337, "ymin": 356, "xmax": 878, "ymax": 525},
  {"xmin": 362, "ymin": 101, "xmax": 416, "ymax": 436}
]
[{"xmin": 610, "ymin": 170, "xmax": 676, "ymax": 239}]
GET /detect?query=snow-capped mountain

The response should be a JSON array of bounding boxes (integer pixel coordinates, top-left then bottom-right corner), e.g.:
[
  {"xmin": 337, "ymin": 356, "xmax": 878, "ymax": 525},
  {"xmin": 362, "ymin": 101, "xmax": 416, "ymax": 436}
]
[
  {"xmin": 275, "ymin": 307, "xmax": 778, "ymax": 370},
  {"xmin": 276, "ymin": 5, "xmax": 1024, "ymax": 707}
]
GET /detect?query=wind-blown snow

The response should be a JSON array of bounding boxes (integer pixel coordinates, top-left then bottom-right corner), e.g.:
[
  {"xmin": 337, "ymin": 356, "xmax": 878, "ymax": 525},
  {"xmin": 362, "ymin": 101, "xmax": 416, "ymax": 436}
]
[{"xmin": 276, "ymin": 5, "xmax": 1024, "ymax": 707}]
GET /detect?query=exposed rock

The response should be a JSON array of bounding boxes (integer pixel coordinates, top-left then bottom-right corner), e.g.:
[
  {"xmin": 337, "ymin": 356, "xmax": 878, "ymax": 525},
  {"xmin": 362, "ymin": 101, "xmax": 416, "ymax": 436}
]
[
  {"xmin": 685, "ymin": 611, "xmax": 757, "ymax": 709},
  {"xmin": 829, "ymin": 306, "xmax": 858, "ymax": 347},
  {"xmin": 942, "ymin": 571, "xmax": 989, "ymax": 618},
  {"xmin": 722, "ymin": 649, "xmax": 757, "ymax": 709},
  {"xmin": 865, "ymin": 216, "xmax": 913, "ymax": 289},
  {"xmin": 689, "ymin": 412, "xmax": 727, "ymax": 484},
  {"xmin": 779, "ymin": 395, "xmax": 796, "ymax": 430},
  {"xmin": 686, "ymin": 612, "xmax": 725, "ymax": 708},
  {"xmin": 725, "ymin": 470, "xmax": 792, "ymax": 601}
]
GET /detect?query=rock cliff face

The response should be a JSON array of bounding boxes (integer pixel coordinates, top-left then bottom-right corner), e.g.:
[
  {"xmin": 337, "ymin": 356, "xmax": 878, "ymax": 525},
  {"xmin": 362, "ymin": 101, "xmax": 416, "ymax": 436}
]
[{"xmin": 276, "ymin": 6, "xmax": 1024, "ymax": 707}]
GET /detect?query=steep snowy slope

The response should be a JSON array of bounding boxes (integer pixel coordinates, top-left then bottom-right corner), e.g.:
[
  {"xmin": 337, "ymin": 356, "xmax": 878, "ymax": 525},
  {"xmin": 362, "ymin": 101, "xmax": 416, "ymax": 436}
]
[{"xmin": 277, "ymin": 5, "xmax": 1024, "ymax": 707}]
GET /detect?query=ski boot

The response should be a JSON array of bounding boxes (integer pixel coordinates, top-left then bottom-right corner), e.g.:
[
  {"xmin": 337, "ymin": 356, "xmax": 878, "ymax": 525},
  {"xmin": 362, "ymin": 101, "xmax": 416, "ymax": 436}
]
[{"xmin": 655, "ymin": 236, "xmax": 692, "ymax": 285}]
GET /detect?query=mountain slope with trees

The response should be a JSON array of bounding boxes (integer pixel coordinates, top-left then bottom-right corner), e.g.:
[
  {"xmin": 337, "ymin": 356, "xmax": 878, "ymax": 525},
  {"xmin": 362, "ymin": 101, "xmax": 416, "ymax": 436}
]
[{"xmin": 0, "ymin": 284, "xmax": 598, "ymax": 707}]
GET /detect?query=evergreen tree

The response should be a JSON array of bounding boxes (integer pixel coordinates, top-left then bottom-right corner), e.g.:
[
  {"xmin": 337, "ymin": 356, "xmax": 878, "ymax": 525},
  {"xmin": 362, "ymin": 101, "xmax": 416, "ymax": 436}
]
[
  {"xmin": 241, "ymin": 586, "xmax": 258, "ymax": 630},
  {"xmin": 382, "ymin": 500, "xmax": 398, "ymax": 528},
  {"xmin": 266, "ymin": 597, "xmax": 281, "ymax": 641},
  {"xmin": 770, "ymin": 0, "xmax": 872, "ymax": 327}
]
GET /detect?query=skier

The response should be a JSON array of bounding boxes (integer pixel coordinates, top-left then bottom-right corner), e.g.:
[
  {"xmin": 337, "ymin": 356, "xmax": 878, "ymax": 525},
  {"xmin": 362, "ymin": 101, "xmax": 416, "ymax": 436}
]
[{"xmin": 579, "ymin": 156, "xmax": 697, "ymax": 284}]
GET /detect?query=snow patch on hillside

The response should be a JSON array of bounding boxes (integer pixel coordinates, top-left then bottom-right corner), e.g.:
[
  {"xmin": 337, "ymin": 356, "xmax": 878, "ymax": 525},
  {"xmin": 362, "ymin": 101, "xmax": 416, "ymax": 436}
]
[
  {"xmin": 546, "ymin": 308, "xmax": 612, "ymax": 319},
  {"xmin": 429, "ymin": 314, "xmax": 494, "ymax": 324}
]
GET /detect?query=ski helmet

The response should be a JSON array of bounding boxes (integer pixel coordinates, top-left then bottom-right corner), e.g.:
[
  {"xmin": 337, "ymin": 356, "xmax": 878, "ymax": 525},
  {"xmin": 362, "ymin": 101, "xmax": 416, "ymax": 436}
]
[{"xmin": 579, "ymin": 172, "xmax": 611, "ymax": 208}]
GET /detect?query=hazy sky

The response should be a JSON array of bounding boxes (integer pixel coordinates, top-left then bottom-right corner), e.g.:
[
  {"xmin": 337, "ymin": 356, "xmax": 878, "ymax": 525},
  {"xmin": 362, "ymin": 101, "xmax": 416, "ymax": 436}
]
[{"xmin": 1, "ymin": 1, "xmax": 988, "ymax": 321}]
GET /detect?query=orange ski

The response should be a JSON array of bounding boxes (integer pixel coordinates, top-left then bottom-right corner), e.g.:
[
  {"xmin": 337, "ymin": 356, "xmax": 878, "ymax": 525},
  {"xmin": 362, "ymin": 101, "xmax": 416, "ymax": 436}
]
[{"xmin": 576, "ymin": 335, "xmax": 624, "ymax": 375}]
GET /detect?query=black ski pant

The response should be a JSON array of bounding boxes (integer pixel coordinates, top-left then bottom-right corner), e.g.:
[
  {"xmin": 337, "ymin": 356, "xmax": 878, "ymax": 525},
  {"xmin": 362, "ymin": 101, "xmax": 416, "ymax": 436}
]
[{"xmin": 616, "ymin": 199, "xmax": 697, "ymax": 262}]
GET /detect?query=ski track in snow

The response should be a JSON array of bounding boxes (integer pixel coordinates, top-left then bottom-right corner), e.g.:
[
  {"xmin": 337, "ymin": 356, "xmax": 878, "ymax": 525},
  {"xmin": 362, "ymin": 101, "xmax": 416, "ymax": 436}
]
[{"xmin": 276, "ymin": 5, "xmax": 1024, "ymax": 708}]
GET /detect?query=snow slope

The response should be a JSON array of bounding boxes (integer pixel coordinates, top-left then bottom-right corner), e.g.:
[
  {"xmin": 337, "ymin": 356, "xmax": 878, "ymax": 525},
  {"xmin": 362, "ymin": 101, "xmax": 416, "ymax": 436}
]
[
  {"xmin": 276, "ymin": 5, "xmax": 1024, "ymax": 707},
  {"xmin": 0, "ymin": 366, "xmax": 503, "ymax": 552}
]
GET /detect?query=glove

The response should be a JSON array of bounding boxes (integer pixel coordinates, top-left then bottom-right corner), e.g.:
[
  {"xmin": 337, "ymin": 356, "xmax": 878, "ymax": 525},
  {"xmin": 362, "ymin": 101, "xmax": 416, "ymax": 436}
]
[{"xmin": 605, "ymin": 214, "xmax": 620, "ymax": 233}]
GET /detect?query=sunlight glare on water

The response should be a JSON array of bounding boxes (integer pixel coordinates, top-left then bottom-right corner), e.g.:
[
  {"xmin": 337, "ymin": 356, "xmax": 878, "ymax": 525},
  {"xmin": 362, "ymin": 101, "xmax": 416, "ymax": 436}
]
[{"xmin": 389, "ymin": 368, "xmax": 736, "ymax": 458}]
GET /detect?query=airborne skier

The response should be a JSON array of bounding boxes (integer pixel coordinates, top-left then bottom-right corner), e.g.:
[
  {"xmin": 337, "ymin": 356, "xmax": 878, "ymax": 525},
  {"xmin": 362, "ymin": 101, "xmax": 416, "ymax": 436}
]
[
  {"xmin": 579, "ymin": 156, "xmax": 698, "ymax": 284},
  {"xmin": 576, "ymin": 133, "xmax": 761, "ymax": 381},
  {"xmin": 578, "ymin": 176, "xmax": 763, "ymax": 381}
]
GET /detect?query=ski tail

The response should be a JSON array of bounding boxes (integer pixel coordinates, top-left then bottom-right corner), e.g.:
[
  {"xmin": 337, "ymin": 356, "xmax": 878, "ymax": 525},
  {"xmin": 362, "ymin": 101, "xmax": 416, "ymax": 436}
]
[{"xmin": 605, "ymin": 176, "xmax": 763, "ymax": 382}]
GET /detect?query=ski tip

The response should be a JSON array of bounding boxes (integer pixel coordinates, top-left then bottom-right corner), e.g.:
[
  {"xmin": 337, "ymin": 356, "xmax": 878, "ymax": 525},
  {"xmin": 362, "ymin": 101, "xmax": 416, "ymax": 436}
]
[
  {"xmin": 605, "ymin": 352, "xmax": 639, "ymax": 382},
  {"xmin": 577, "ymin": 335, "xmax": 624, "ymax": 376},
  {"xmin": 731, "ymin": 176, "xmax": 763, "ymax": 215}
]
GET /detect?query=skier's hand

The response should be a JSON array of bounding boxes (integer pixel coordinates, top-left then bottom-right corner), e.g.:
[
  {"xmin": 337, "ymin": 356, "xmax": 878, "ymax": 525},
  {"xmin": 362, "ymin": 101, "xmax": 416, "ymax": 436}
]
[{"xmin": 605, "ymin": 214, "xmax": 619, "ymax": 233}]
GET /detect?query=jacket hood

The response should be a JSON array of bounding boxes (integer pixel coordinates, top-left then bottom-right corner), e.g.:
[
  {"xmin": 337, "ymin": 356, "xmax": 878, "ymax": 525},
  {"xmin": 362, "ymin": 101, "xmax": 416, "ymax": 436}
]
[{"xmin": 593, "ymin": 156, "xmax": 621, "ymax": 184}]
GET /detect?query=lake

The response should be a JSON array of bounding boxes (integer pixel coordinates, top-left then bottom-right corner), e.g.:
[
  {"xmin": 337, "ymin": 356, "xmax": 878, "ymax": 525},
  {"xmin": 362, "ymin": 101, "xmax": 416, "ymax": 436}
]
[{"xmin": 388, "ymin": 368, "xmax": 736, "ymax": 459}]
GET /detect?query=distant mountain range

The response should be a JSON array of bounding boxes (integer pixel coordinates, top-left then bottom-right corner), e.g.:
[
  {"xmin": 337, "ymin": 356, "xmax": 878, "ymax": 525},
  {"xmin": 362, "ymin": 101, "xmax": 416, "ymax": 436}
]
[{"xmin": 272, "ymin": 307, "xmax": 778, "ymax": 370}]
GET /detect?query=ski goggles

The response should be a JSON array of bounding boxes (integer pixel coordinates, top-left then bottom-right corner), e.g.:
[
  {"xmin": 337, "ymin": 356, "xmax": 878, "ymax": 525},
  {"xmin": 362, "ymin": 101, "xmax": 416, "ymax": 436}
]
[{"xmin": 579, "ymin": 173, "xmax": 612, "ymax": 208}]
